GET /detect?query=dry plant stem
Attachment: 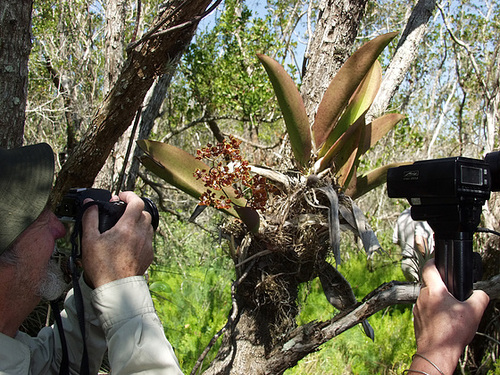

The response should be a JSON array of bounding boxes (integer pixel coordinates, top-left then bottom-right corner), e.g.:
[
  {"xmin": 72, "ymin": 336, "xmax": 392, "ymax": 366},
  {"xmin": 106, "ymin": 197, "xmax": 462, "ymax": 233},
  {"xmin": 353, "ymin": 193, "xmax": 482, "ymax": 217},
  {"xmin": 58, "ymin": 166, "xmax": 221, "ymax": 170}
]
[{"xmin": 234, "ymin": 250, "xmax": 273, "ymax": 268}]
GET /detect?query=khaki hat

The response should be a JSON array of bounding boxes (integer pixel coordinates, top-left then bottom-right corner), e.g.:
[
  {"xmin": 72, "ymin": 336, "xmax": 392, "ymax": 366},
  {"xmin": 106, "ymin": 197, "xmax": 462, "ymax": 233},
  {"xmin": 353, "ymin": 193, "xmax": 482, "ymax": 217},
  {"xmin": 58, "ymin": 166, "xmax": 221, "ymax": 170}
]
[{"xmin": 0, "ymin": 143, "xmax": 54, "ymax": 255}]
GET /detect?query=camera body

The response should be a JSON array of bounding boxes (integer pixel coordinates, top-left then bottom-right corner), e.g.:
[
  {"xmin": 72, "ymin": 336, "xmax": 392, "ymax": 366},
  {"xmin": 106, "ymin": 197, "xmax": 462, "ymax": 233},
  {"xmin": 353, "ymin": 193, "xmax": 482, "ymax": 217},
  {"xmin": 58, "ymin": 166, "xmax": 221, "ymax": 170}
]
[
  {"xmin": 56, "ymin": 188, "xmax": 159, "ymax": 233},
  {"xmin": 387, "ymin": 152, "xmax": 500, "ymax": 300}
]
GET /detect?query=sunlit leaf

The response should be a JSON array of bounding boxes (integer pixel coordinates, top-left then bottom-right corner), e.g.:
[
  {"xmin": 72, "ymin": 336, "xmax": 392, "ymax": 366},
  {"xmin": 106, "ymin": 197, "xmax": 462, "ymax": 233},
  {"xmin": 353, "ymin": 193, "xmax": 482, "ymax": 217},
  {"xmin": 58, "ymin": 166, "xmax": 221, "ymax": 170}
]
[
  {"xmin": 137, "ymin": 140, "xmax": 245, "ymax": 218},
  {"xmin": 359, "ymin": 113, "xmax": 405, "ymax": 154},
  {"xmin": 312, "ymin": 32, "xmax": 398, "ymax": 150},
  {"xmin": 318, "ymin": 61, "xmax": 382, "ymax": 158},
  {"xmin": 257, "ymin": 54, "xmax": 312, "ymax": 168},
  {"xmin": 345, "ymin": 162, "xmax": 410, "ymax": 199},
  {"xmin": 313, "ymin": 113, "xmax": 366, "ymax": 174}
]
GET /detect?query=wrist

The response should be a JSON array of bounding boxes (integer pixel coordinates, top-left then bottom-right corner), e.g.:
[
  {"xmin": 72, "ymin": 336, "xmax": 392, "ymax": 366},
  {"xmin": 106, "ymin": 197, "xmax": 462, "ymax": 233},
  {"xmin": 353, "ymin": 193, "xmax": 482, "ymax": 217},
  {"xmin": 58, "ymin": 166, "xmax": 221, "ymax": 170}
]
[{"xmin": 410, "ymin": 350, "xmax": 459, "ymax": 375}]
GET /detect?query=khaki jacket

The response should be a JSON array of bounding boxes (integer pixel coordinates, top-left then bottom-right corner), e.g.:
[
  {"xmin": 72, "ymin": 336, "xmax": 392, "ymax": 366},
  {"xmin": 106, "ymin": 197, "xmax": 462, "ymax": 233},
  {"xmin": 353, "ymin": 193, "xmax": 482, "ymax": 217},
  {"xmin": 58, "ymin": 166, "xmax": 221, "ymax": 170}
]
[{"xmin": 0, "ymin": 276, "xmax": 183, "ymax": 374}]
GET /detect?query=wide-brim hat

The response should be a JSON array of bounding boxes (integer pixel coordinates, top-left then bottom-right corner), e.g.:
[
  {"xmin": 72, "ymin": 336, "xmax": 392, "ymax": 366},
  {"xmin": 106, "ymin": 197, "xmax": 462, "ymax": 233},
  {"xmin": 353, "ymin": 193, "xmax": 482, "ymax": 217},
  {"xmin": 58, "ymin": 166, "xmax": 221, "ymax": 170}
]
[{"xmin": 0, "ymin": 143, "xmax": 54, "ymax": 255}]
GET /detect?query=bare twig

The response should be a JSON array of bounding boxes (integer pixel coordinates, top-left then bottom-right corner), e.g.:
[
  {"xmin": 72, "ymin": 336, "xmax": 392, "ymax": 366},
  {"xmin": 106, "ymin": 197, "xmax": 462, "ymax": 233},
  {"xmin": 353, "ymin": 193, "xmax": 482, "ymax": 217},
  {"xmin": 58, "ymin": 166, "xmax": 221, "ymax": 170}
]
[
  {"xmin": 130, "ymin": 0, "xmax": 142, "ymax": 43},
  {"xmin": 436, "ymin": 2, "xmax": 490, "ymax": 100},
  {"xmin": 114, "ymin": 107, "xmax": 142, "ymax": 195},
  {"xmin": 127, "ymin": 0, "xmax": 223, "ymax": 52}
]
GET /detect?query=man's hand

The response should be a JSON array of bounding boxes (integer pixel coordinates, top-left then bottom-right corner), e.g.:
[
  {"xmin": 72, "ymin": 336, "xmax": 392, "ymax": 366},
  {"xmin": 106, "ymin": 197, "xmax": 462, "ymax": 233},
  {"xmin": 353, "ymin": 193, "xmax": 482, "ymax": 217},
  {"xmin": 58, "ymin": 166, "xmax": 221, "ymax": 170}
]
[
  {"xmin": 410, "ymin": 259, "xmax": 489, "ymax": 374},
  {"xmin": 80, "ymin": 191, "xmax": 154, "ymax": 288}
]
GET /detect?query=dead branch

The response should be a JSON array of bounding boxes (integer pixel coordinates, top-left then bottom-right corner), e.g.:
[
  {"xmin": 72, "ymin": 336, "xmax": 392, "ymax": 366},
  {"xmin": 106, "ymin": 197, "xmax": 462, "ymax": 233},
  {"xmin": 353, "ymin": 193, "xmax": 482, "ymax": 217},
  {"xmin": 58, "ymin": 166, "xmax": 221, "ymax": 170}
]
[{"xmin": 266, "ymin": 275, "xmax": 500, "ymax": 374}]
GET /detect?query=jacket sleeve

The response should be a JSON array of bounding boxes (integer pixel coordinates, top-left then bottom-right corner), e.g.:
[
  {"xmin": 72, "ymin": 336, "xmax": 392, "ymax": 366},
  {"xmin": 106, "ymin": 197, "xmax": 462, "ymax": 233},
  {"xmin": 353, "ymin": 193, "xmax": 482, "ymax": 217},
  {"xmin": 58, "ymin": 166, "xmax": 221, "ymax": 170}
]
[
  {"xmin": 91, "ymin": 276, "xmax": 184, "ymax": 375},
  {"xmin": 19, "ymin": 277, "xmax": 109, "ymax": 375}
]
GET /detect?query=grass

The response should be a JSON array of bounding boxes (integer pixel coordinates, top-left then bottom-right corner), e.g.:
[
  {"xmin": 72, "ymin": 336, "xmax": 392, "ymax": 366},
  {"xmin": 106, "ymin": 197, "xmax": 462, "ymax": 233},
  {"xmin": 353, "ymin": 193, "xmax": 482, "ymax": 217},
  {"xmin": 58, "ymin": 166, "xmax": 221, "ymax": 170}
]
[
  {"xmin": 149, "ymin": 222, "xmax": 417, "ymax": 374},
  {"xmin": 149, "ymin": 260, "xmax": 233, "ymax": 372},
  {"xmin": 286, "ymin": 248, "xmax": 415, "ymax": 375}
]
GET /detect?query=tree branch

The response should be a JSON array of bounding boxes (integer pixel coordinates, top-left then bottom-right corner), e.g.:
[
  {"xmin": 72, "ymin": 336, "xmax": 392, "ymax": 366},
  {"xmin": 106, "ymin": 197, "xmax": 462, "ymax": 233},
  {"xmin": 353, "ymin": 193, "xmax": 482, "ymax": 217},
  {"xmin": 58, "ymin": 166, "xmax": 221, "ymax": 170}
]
[
  {"xmin": 436, "ymin": 2, "xmax": 489, "ymax": 100},
  {"xmin": 367, "ymin": 0, "xmax": 437, "ymax": 121},
  {"xmin": 267, "ymin": 275, "xmax": 500, "ymax": 373},
  {"xmin": 50, "ymin": 0, "xmax": 214, "ymax": 206}
]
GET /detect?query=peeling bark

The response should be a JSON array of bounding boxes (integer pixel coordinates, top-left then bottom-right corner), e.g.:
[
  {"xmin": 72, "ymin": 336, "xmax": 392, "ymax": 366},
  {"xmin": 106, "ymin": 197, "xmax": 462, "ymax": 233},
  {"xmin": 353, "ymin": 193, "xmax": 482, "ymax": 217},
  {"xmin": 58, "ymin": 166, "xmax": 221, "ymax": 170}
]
[{"xmin": 50, "ymin": 0, "xmax": 214, "ymax": 205}]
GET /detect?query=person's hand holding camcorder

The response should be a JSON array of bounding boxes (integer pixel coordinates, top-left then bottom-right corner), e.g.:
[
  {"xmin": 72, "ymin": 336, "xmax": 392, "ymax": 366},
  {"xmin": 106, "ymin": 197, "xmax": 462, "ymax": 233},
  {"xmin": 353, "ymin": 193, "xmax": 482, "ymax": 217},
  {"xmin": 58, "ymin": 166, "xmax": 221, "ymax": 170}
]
[
  {"xmin": 409, "ymin": 259, "xmax": 489, "ymax": 374},
  {"xmin": 80, "ymin": 191, "xmax": 155, "ymax": 289}
]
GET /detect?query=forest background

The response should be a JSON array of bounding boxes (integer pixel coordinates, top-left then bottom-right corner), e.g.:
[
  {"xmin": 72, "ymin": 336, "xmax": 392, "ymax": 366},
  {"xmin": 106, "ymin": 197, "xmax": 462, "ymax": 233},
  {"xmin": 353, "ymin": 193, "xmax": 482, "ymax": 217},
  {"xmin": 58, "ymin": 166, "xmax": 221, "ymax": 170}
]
[{"xmin": 2, "ymin": 0, "xmax": 500, "ymax": 373}]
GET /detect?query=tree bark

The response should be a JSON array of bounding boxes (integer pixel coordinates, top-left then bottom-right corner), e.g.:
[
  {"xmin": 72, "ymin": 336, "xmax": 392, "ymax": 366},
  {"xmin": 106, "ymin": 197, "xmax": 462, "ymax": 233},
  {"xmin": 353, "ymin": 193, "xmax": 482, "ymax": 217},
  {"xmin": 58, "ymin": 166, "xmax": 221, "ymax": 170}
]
[
  {"xmin": 50, "ymin": 0, "xmax": 214, "ymax": 205},
  {"xmin": 94, "ymin": 0, "xmax": 135, "ymax": 190},
  {"xmin": 93, "ymin": 0, "xmax": 130, "ymax": 190},
  {"xmin": 103, "ymin": 0, "xmax": 127, "ymax": 96},
  {"xmin": 202, "ymin": 275, "xmax": 500, "ymax": 375},
  {"xmin": 0, "ymin": 0, "xmax": 34, "ymax": 148},
  {"xmin": 125, "ymin": 73, "xmax": 174, "ymax": 192},
  {"xmin": 300, "ymin": 0, "xmax": 368, "ymax": 121},
  {"xmin": 367, "ymin": 0, "xmax": 438, "ymax": 122}
]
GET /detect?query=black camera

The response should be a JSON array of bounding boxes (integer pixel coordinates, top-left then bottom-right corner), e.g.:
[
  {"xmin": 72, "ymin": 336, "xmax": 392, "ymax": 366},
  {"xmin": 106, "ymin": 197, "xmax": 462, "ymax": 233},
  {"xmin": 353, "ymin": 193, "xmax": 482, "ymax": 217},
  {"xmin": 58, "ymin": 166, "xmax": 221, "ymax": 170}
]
[
  {"xmin": 387, "ymin": 152, "xmax": 500, "ymax": 301},
  {"xmin": 56, "ymin": 188, "xmax": 159, "ymax": 233}
]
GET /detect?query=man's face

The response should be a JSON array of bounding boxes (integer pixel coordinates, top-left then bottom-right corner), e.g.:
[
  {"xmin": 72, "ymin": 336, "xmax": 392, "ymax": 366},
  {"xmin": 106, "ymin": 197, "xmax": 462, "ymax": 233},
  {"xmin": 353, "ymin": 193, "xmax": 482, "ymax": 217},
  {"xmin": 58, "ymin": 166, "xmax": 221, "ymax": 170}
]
[{"xmin": 14, "ymin": 208, "xmax": 67, "ymax": 302}]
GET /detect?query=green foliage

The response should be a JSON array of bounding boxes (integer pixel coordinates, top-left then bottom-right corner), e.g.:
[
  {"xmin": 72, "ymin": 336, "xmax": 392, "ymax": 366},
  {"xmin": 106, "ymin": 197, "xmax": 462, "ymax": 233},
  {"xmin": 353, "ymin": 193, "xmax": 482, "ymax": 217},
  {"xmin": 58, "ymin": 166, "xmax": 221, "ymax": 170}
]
[
  {"xmin": 288, "ymin": 244, "xmax": 414, "ymax": 375},
  {"xmin": 150, "ymin": 264, "xmax": 232, "ymax": 372},
  {"xmin": 148, "ymin": 215, "xmax": 234, "ymax": 372},
  {"xmin": 151, "ymin": 217, "xmax": 416, "ymax": 374},
  {"xmin": 179, "ymin": 0, "xmax": 285, "ymax": 122}
]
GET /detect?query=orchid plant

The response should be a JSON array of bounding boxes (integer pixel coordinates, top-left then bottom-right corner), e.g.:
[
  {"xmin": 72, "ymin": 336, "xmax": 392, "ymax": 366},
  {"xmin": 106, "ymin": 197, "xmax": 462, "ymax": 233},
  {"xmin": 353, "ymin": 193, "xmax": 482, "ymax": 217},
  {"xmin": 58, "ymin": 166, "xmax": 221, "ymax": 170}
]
[{"xmin": 138, "ymin": 32, "xmax": 404, "ymax": 234}]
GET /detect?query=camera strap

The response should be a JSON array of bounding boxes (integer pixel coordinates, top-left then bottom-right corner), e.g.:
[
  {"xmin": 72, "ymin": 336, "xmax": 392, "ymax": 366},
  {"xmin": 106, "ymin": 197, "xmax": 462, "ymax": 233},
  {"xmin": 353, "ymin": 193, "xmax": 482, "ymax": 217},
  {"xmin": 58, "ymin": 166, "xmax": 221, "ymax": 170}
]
[
  {"xmin": 54, "ymin": 201, "xmax": 100, "ymax": 375},
  {"xmin": 67, "ymin": 201, "xmax": 102, "ymax": 375},
  {"xmin": 50, "ymin": 300, "xmax": 69, "ymax": 375}
]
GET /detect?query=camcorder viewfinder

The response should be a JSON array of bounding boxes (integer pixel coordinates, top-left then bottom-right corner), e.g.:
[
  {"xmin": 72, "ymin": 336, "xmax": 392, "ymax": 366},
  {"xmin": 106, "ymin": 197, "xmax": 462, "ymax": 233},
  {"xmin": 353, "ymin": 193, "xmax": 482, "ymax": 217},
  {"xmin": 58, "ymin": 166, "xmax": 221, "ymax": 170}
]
[{"xmin": 387, "ymin": 151, "xmax": 500, "ymax": 301}]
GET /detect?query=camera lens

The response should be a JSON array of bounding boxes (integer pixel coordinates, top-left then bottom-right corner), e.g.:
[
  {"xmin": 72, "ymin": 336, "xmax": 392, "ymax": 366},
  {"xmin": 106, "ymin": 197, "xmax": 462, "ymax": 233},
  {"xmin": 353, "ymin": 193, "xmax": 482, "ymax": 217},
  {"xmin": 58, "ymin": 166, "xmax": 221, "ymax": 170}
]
[{"xmin": 142, "ymin": 197, "xmax": 159, "ymax": 231}]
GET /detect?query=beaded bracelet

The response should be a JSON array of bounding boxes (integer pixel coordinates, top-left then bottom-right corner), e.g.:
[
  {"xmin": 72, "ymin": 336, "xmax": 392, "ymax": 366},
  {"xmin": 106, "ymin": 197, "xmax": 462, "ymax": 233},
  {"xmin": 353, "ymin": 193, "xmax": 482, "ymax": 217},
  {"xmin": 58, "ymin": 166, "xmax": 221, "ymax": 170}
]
[{"xmin": 412, "ymin": 353, "xmax": 445, "ymax": 375}]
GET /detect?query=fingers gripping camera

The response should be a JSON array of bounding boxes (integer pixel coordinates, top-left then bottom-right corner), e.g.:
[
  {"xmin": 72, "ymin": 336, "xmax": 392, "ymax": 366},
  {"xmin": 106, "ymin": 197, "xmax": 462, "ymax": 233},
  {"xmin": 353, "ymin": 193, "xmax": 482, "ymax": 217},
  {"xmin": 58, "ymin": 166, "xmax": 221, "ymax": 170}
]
[{"xmin": 56, "ymin": 188, "xmax": 159, "ymax": 233}]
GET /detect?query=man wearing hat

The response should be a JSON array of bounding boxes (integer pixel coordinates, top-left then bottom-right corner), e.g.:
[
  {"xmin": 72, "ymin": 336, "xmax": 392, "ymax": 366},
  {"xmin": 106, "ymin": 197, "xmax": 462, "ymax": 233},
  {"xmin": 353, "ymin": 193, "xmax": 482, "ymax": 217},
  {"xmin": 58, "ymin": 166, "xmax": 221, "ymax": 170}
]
[{"xmin": 0, "ymin": 143, "xmax": 183, "ymax": 374}]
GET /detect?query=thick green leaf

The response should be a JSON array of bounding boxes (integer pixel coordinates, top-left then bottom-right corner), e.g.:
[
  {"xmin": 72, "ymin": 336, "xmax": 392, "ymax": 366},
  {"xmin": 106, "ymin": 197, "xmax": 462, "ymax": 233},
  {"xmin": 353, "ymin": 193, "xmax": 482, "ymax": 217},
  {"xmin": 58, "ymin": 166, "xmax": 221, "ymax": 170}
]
[
  {"xmin": 312, "ymin": 32, "xmax": 398, "ymax": 150},
  {"xmin": 334, "ymin": 120, "xmax": 364, "ymax": 188},
  {"xmin": 338, "ymin": 110, "xmax": 403, "ymax": 189},
  {"xmin": 137, "ymin": 140, "xmax": 245, "ymax": 218},
  {"xmin": 346, "ymin": 162, "xmax": 411, "ymax": 199},
  {"xmin": 359, "ymin": 113, "xmax": 405, "ymax": 154},
  {"xmin": 313, "ymin": 112, "xmax": 366, "ymax": 174},
  {"xmin": 318, "ymin": 61, "xmax": 382, "ymax": 158},
  {"xmin": 257, "ymin": 54, "xmax": 312, "ymax": 168}
]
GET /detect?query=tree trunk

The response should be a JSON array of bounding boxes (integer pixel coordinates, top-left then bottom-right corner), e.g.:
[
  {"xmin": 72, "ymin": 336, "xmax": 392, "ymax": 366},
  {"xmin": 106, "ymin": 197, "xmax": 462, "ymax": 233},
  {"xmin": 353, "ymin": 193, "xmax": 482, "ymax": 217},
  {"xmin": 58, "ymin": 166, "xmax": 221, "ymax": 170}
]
[
  {"xmin": 103, "ymin": 0, "xmax": 127, "ymax": 96},
  {"xmin": 201, "ymin": 2, "xmax": 370, "ymax": 373},
  {"xmin": 50, "ymin": 0, "xmax": 214, "ymax": 205},
  {"xmin": 300, "ymin": 0, "xmax": 368, "ymax": 121},
  {"xmin": 0, "ymin": 0, "xmax": 33, "ymax": 148},
  {"xmin": 367, "ymin": 0, "xmax": 438, "ymax": 122},
  {"xmin": 203, "ymin": 310, "xmax": 269, "ymax": 375},
  {"xmin": 94, "ymin": 0, "xmax": 130, "ymax": 190},
  {"xmin": 125, "ymin": 73, "xmax": 174, "ymax": 192}
]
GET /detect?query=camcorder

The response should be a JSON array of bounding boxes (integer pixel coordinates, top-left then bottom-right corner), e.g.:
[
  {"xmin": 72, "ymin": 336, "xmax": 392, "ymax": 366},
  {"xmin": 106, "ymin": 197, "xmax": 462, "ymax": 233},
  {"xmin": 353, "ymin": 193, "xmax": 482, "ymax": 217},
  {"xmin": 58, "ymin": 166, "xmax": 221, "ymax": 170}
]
[
  {"xmin": 55, "ymin": 188, "xmax": 159, "ymax": 234},
  {"xmin": 387, "ymin": 151, "xmax": 500, "ymax": 301}
]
